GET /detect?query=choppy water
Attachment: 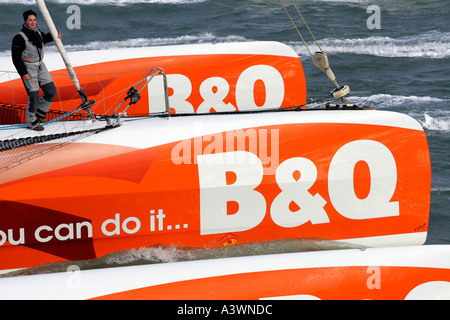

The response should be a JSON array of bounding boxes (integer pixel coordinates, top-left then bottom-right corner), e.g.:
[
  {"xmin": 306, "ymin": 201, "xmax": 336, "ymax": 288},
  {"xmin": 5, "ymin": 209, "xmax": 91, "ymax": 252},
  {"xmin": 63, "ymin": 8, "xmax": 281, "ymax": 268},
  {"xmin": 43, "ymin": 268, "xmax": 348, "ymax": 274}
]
[
  {"xmin": 0, "ymin": 0, "xmax": 449, "ymax": 274},
  {"xmin": 2, "ymin": 239, "xmax": 365, "ymax": 276}
]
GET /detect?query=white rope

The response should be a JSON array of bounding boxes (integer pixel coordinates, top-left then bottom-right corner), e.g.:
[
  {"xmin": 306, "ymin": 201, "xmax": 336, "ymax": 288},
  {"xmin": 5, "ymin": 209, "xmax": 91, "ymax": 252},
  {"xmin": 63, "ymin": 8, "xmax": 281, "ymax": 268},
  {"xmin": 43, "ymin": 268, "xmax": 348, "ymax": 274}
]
[
  {"xmin": 278, "ymin": 0, "xmax": 351, "ymax": 98},
  {"xmin": 278, "ymin": 0, "xmax": 313, "ymax": 56}
]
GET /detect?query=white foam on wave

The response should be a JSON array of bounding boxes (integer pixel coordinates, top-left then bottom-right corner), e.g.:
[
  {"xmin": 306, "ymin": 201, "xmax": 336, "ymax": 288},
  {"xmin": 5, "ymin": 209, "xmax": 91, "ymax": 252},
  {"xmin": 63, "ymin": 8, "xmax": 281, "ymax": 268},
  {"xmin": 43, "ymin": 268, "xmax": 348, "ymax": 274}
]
[
  {"xmin": 351, "ymin": 94, "xmax": 447, "ymax": 108},
  {"xmin": 350, "ymin": 95, "xmax": 450, "ymax": 132},
  {"xmin": 292, "ymin": 31, "xmax": 450, "ymax": 59},
  {"xmin": 0, "ymin": 33, "xmax": 248, "ymax": 57},
  {"xmin": 419, "ymin": 114, "xmax": 450, "ymax": 132},
  {"xmin": 101, "ymin": 239, "xmax": 364, "ymax": 267},
  {"xmin": 3, "ymin": 27, "xmax": 447, "ymax": 59},
  {"xmin": 431, "ymin": 187, "xmax": 450, "ymax": 193},
  {"xmin": 103, "ymin": 246, "xmax": 190, "ymax": 265},
  {"xmin": 0, "ymin": 239, "xmax": 363, "ymax": 276},
  {"xmin": 61, "ymin": 33, "xmax": 248, "ymax": 52}
]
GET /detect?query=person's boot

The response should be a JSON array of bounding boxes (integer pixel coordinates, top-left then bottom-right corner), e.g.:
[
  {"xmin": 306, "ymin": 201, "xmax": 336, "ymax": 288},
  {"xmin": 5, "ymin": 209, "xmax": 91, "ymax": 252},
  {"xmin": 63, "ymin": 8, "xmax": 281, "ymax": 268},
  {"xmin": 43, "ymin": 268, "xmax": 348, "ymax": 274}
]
[
  {"xmin": 36, "ymin": 110, "xmax": 47, "ymax": 123},
  {"xmin": 28, "ymin": 119, "xmax": 44, "ymax": 131}
]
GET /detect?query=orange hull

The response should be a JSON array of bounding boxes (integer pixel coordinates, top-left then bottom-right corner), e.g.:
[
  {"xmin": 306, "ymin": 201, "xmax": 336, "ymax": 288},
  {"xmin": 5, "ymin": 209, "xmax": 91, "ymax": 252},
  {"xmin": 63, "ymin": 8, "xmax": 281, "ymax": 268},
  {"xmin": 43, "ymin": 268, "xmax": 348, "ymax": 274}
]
[
  {"xmin": 0, "ymin": 42, "xmax": 306, "ymax": 120},
  {"xmin": 0, "ymin": 110, "xmax": 430, "ymax": 271}
]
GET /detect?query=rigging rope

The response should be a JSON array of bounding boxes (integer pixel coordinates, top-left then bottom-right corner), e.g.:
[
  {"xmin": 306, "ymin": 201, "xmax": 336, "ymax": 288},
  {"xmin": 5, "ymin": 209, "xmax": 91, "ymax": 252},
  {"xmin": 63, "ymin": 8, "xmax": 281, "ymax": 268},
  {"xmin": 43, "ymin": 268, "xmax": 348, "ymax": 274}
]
[
  {"xmin": 278, "ymin": 0, "xmax": 324, "ymax": 56},
  {"xmin": 278, "ymin": 0, "xmax": 312, "ymax": 56},
  {"xmin": 0, "ymin": 65, "xmax": 166, "ymax": 174},
  {"xmin": 289, "ymin": 0, "xmax": 324, "ymax": 53},
  {"xmin": 278, "ymin": 0, "xmax": 351, "ymax": 99}
]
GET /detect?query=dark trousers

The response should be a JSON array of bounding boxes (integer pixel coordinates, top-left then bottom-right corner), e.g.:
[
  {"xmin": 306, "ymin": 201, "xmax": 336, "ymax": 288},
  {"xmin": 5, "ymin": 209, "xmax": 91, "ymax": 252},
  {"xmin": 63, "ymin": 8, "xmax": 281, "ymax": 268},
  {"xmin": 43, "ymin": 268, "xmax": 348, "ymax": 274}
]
[{"xmin": 22, "ymin": 62, "xmax": 56, "ymax": 127}]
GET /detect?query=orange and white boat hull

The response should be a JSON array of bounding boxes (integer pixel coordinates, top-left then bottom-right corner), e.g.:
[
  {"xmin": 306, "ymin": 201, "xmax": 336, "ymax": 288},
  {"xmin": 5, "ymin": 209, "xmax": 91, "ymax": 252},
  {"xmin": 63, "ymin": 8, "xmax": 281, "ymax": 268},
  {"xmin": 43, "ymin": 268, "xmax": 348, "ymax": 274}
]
[
  {"xmin": 0, "ymin": 109, "xmax": 431, "ymax": 272},
  {"xmin": 0, "ymin": 41, "xmax": 432, "ymax": 276},
  {"xmin": 0, "ymin": 41, "xmax": 306, "ymax": 118}
]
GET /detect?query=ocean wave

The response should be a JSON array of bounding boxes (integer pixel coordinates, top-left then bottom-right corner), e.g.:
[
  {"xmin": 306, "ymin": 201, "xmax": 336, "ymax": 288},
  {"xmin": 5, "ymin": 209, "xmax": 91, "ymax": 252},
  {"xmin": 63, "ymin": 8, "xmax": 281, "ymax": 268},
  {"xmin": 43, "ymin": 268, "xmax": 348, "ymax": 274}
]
[
  {"xmin": 44, "ymin": 30, "xmax": 450, "ymax": 60},
  {"xmin": 294, "ymin": 31, "xmax": 450, "ymax": 59},
  {"xmin": 0, "ymin": 33, "xmax": 248, "ymax": 57},
  {"xmin": 350, "ymin": 94, "xmax": 447, "ymax": 108},
  {"xmin": 12, "ymin": 0, "xmax": 207, "ymax": 5},
  {"xmin": 4, "ymin": 27, "xmax": 448, "ymax": 60},
  {"xmin": 45, "ymin": 33, "xmax": 248, "ymax": 52},
  {"xmin": 431, "ymin": 187, "xmax": 450, "ymax": 193},
  {"xmin": 1, "ymin": 239, "xmax": 362, "ymax": 277},
  {"xmin": 419, "ymin": 113, "xmax": 450, "ymax": 132},
  {"xmin": 351, "ymin": 94, "xmax": 450, "ymax": 131}
]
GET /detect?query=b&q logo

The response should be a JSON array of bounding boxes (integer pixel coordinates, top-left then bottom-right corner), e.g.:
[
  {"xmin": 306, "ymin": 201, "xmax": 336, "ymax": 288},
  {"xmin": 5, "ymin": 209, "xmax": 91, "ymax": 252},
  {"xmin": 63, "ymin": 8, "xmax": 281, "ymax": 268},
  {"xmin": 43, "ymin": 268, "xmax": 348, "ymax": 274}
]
[{"xmin": 197, "ymin": 139, "xmax": 399, "ymax": 235}]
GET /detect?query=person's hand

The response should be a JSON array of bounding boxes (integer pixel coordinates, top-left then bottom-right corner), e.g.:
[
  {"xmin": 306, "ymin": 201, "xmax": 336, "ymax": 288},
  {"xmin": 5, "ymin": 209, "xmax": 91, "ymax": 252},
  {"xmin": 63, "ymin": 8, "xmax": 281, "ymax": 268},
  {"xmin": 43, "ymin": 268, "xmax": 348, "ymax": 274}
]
[
  {"xmin": 22, "ymin": 74, "xmax": 30, "ymax": 81},
  {"xmin": 57, "ymin": 31, "xmax": 61, "ymax": 40}
]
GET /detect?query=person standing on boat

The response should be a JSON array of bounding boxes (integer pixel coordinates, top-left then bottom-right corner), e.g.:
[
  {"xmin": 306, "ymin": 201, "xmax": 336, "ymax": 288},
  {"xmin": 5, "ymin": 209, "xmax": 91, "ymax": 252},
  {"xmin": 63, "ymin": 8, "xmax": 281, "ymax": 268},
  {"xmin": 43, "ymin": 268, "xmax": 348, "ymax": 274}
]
[{"xmin": 11, "ymin": 10, "xmax": 61, "ymax": 131}]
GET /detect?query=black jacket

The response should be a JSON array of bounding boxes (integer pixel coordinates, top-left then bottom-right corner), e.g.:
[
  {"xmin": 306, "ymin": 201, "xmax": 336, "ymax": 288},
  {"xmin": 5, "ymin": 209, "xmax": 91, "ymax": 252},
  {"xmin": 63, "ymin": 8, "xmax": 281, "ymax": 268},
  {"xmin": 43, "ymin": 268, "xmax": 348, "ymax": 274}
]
[{"xmin": 11, "ymin": 25, "xmax": 54, "ymax": 78}]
